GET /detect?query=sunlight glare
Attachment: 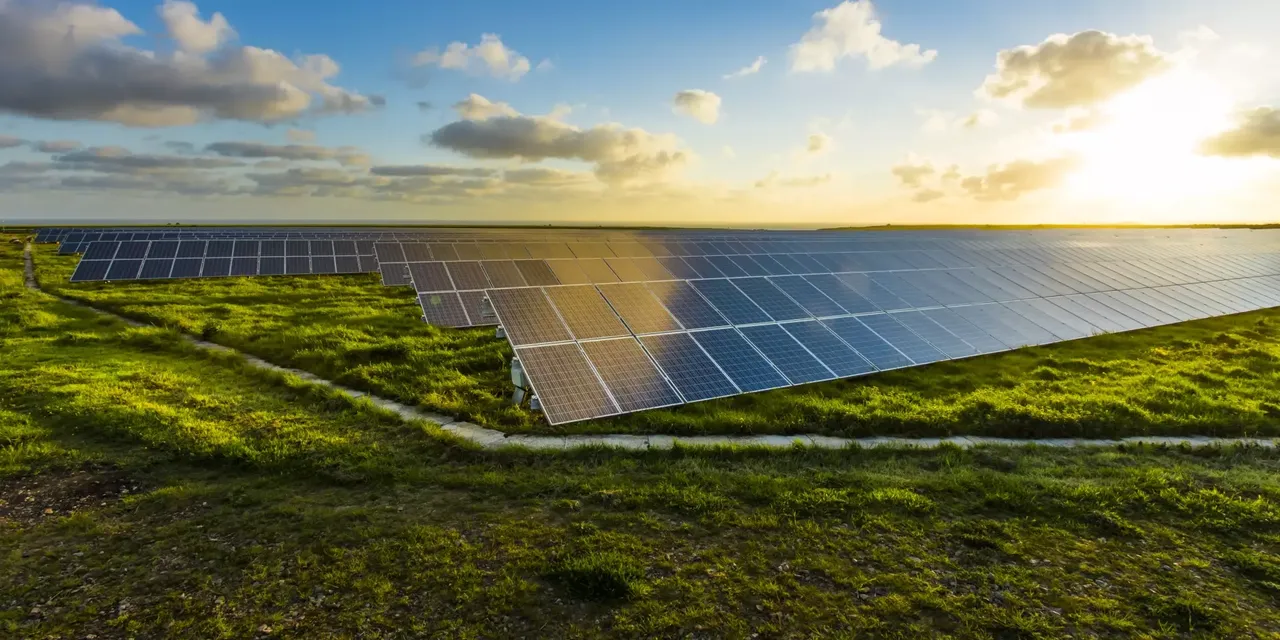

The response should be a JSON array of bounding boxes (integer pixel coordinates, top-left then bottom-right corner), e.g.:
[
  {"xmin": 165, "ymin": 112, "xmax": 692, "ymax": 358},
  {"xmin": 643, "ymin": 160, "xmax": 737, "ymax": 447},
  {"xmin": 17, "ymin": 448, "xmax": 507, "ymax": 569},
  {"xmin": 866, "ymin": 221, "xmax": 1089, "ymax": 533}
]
[{"xmin": 1062, "ymin": 69, "xmax": 1264, "ymax": 208}]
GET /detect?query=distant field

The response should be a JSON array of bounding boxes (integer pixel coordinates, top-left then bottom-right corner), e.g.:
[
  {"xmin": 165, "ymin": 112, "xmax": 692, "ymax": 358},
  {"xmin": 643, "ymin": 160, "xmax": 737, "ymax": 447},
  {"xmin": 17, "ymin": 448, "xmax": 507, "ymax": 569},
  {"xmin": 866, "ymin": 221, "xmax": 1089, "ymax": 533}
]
[
  {"xmin": 6, "ymin": 236, "xmax": 1280, "ymax": 637},
  {"xmin": 34, "ymin": 245, "xmax": 1280, "ymax": 439}
]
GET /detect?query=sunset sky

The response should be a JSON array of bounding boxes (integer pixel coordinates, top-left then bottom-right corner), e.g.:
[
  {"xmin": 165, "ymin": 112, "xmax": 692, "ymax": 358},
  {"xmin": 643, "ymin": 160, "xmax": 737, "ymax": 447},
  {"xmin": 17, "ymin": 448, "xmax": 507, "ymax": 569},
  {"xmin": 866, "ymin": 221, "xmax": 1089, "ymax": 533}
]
[{"xmin": 2, "ymin": 0, "xmax": 1279, "ymax": 226}]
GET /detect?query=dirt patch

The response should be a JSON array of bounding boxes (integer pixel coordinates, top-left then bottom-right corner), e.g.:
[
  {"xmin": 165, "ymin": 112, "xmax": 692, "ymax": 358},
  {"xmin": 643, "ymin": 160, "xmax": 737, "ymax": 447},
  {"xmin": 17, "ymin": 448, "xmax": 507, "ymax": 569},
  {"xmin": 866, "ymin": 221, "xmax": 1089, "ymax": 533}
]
[{"xmin": 0, "ymin": 466, "xmax": 142, "ymax": 527}]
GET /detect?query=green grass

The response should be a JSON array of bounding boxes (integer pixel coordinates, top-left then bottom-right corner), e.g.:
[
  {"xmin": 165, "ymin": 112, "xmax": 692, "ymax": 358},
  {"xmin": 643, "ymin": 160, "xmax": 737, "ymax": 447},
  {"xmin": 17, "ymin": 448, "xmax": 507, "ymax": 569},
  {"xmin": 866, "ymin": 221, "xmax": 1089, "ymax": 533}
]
[
  {"xmin": 34, "ymin": 244, "xmax": 1280, "ymax": 439},
  {"xmin": 8, "ymin": 236, "xmax": 1280, "ymax": 637}
]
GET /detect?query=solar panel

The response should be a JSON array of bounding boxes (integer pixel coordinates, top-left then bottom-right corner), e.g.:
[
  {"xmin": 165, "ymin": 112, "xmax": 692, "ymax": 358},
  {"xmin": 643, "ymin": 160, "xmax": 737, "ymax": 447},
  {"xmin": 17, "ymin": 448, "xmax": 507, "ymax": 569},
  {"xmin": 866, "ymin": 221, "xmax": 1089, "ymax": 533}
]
[
  {"xmin": 690, "ymin": 279, "xmax": 771, "ymax": 325},
  {"xmin": 596, "ymin": 283, "xmax": 681, "ymax": 334},
  {"xmin": 781, "ymin": 320, "xmax": 877, "ymax": 377},
  {"xmin": 690, "ymin": 329, "xmax": 789, "ymax": 392},
  {"xmin": 482, "ymin": 261, "xmax": 527, "ymax": 288},
  {"xmin": 580, "ymin": 338, "xmax": 683, "ymax": 412},
  {"xmin": 44, "ymin": 225, "xmax": 1280, "ymax": 425},
  {"xmin": 739, "ymin": 324, "xmax": 835, "ymax": 384},
  {"xmin": 646, "ymin": 281, "xmax": 729, "ymax": 329},
  {"xmin": 106, "ymin": 259, "xmax": 143, "ymax": 280},
  {"xmin": 821, "ymin": 316, "xmax": 914, "ymax": 371},
  {"xmin": 408, "ymin": 262, "xmax": 453, "ymax": 292},
  {"xmin": 487, "ymin": 288, "xmax": 573, "ymax": 346},
  {"xmin": 639, "ymin": 333, "xmax": 739, "ymax": 402},
  {"xmin": 419, "ymin": 292, "xmax": 471, "ymax": 327},
  {"xmin": 543, "ymin": 286, "xmax": 630, "ymax": 340},
  {"xmin": 514, "ymin": 260, "xmax": 560, "ymax": 286},
  {"xmin": 515, "ymin": 343, "xmax": 619, "ymax": 424},
  {"xmin": 857, "ymin": 313, "xmax": 948, "ymax": 365},
  {"xmin": 70, "ymin": 260, "xmax": 110, "ymax": 282}
]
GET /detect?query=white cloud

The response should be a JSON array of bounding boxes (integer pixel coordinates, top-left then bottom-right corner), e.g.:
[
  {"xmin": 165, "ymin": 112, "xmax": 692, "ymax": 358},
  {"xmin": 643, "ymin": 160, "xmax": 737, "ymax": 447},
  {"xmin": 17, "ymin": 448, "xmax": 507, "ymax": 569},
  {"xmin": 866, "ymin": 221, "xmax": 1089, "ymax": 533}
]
[
  {"xmin": 412, "ymin": 34, "xmax": 534, "ymax": 81},
  {"xmin": 979, "ymin": 30, "xmax": 1171, "ymax": 109},
  {"xmin": 722, "ymin": 146, "xmax": 736, "ymax": 159},
  {"xmin": 724, "ymin": 56, "xmax": 766, "ymax": 79},
  {"xmin": 0, "ymin": 0, "xmax": 379, "ymax": 126},
  {"xmin": 452, "ymin": 94, "xmax": 520, "ymax": 121},
  {"xmin": 672, "ymin": 90, "xmax": 721, "ymax": 125},
  {"xmin": 790, "ymin": 1, "xmax": 937, "ymax": 72},
  {"xmin": 159, "ymin": 0, "xmax": 234, "ymax": 54}
]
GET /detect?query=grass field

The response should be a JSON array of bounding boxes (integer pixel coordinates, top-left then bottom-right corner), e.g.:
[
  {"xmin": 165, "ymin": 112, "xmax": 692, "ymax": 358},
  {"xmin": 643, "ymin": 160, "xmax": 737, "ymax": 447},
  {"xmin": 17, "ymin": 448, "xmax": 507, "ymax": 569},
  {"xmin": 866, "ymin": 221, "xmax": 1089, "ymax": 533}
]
[
  {"xmin": 7, "ymin": 236, "xmax": 1280, "ymax": 637},
  {"xmin": 33, "ymin": 244, "xmax": 1280, "ymax": 440}
]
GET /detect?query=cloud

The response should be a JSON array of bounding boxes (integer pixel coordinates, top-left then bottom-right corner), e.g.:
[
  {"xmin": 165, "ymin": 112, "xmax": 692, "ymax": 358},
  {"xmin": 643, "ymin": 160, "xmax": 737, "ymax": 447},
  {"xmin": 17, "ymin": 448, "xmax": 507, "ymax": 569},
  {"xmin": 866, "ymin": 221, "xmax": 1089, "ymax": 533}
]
[
  {"xmin": 502, "ymin": 167, "xmax": 597, "ymax": 187},
  {"xmin": 55, "ymin": 146, "xmax": 243, "ymax": 171},
  {"xmin": 1199, "ymin": 107, "xmax": 1280, "ymax": 158},
  {"xmin": 0, "ymin": 0, "xmax": 379, "ymax": 126},
  {"xmin": 411, "ymin": 34, "xmax": 535, "ymax": 81},
  {"xmin": 959, "ymin": 156, "xmax": 1082, "ymax": 201},
  {"xmin": 919, "ymin": 108, "xmax": 998, "ymax": 132},
  {"xmin": 286, "ymin": 128, "xmax": 316, "ymax": 143},
  {"xmin": 806, "ymin": 133, "xmax": 832, "ymax": 155},
  {"xmin": 790, "ymin": 1, "xmax": 937, "ymax": 72},
  {"xmin": 370, "ymin": 165, "xmax": 498, "ymax": 178},
  {"xmin": 755, "ymin": 171, "xmax": 833, "ymax": 189},
  {"xmin": 1051, "ymin": 108, "xmax": 1107, "ymax": 134},
  {"xmin": 428, "ymin": 105, "xmax": 691, "ymax": 186},
  {"xmin": 416, "ymin": 101, "xmax": 433, "ymax": 112},
  {"xmin": 0, "ymin": 135, "xmax": 25, "ymax": 149},
  {"xmin": 913, "ymin": 188, "xmax": 945, "ymax": 203},
  {"xmin": 979, "ymin": 30, "xmax": 1171, "ymax": 109},
  {"xmin": 204, "ymin": 141, "xmax": 369, "ymax": 166},
  {"xmin": 672, "ymin": 90, "xmax": 721, "ymax": 125},
  {"xmin": 163, "ymin": 141, "xmax": 197, "ymax": 154},
  {"xmin": 159, "ymin": 0, "xmax": 234, "ymax": 54},
  {"xmin": 453, "ymin": 93, "xmax": 519, "ymax": 121},
  {"xmin": 724, "ymin": 56, "xmax": 766, "ymax": 79},
  {"xmin": 960, "ymin": 109, "xmax": 998, "ymax": 129},
  {"xmin": 32, "ymin": 140, "xmax": 81, "ymax": 153},
  {"xmin": 722, "ymin": 145, "xmax": 736, "ymax": 159},
  {"xmin": 890, "ymin": 158, "xmax": 935, "ymax": 187}
]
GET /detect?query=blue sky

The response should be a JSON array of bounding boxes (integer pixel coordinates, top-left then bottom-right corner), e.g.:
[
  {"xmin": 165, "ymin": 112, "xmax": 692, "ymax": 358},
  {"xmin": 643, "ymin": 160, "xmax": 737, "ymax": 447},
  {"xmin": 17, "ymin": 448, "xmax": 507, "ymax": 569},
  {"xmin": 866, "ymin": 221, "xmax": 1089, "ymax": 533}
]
[{"xmin": 1, "ymin": 0, "xmax": 1278, "ymax": 225}]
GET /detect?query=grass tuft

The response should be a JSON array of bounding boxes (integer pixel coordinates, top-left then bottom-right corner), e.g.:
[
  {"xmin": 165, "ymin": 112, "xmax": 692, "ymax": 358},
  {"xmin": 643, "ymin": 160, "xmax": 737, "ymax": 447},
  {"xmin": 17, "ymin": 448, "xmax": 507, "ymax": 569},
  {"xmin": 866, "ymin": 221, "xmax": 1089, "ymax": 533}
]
[{"xmin": 545, "ymin": 551, "xmax": 647, "ymax": 602}]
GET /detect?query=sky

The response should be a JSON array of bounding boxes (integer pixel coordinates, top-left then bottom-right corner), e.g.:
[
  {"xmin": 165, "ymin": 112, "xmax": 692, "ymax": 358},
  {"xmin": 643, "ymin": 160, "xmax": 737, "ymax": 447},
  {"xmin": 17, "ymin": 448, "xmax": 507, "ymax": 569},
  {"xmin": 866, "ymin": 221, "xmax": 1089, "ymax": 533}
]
[{"xmin": 1, "ymin": 0, "xmax": 1279, "ymax": 227}]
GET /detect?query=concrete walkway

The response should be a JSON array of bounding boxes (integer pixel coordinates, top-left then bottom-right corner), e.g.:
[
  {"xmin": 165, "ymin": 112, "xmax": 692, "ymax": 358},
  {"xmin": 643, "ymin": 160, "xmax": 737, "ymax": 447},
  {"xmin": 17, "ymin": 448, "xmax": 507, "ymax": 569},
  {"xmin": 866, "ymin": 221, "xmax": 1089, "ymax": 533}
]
[{"xmin": 24, "ymin": 244, "xmax": 1279, "ymax": 452}]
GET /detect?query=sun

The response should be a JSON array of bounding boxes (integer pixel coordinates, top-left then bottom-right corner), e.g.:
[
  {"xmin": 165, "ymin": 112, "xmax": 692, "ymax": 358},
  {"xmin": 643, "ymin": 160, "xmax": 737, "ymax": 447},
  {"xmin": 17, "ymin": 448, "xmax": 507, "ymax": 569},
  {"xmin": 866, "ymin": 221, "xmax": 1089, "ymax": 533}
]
[{"xmin": 1060, "ymin": 69, "xmax": 1263, "ymax": 207}]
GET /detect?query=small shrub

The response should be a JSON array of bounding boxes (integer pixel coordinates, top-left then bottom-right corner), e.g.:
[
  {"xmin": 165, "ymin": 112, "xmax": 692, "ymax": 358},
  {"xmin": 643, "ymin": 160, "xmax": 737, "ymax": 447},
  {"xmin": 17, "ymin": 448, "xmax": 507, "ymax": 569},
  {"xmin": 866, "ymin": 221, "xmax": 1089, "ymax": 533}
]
[{"xmin": 545, "ymin": 551, "xmax": 645, "ymax": 602}]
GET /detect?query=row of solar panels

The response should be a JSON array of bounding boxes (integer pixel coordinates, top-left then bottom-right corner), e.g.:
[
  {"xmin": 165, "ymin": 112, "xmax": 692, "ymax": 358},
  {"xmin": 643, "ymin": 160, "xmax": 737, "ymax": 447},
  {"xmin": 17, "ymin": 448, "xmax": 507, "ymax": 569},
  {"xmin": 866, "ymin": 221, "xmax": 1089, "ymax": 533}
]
[
  {"xmin": 410, "ymin": 253, "xmax": 1280, "ymax": 331},
  {"xmin": 402, "ymin": 250, "xmax": 1280, "ymax": 329},
  {"xmin": 368, "ymin": 238, "xmax": 1246, "ymax": 264},
  {"xmin": 387, "ymin": 249, "xmax": 1280, "ymax": 295},
  {"xmin": 503, "ymin": 273, "xmax": 1280, "ymax": 424}
]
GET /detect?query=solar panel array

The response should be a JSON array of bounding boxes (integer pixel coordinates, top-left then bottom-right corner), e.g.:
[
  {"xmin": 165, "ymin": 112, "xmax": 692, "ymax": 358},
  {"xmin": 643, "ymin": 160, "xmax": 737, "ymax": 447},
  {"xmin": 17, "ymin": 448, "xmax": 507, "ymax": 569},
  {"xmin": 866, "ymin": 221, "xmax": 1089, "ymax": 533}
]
[{"xmin": 36, "ymin": 226, "xmax": 1280, "ymax": 425}]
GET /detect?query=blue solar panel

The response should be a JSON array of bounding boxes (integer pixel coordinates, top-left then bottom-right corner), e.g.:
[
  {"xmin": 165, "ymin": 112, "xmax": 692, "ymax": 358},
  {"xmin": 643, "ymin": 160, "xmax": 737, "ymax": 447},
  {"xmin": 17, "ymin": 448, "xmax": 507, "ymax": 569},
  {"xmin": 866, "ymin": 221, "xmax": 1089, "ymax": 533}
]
[
  {"xmin": 820, "ymin": 316, "xmax": 914, "ymax": 371},
  {"xmin": 639, "ymin": 333, "xmax": 739, "ymax": 402},
  {"xmin": 780, "ymin": 321, "xmax": 876, "ymax": 377},
  {"xmin": 857, "ymin": 313, "xmax": 948, "ymax": 365},
  {"xmin": 690, "ymin": 329, "xmax": 788, "ymax": 392},
  {"xmin": 739, "ymin": 324, "xmax": 835, "ymax": 384},
  {"xmin": 690, "ymin": 279, "xmax": 771, "ymax": 325}
]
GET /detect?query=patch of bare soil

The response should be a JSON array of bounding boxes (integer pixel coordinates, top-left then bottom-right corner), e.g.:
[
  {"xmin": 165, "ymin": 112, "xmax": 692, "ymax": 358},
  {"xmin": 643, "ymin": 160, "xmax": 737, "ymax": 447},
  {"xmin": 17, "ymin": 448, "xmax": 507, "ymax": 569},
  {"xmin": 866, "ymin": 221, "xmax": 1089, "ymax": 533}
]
[{"xmin": 0, "ymin": 466, "xmax": 141, "ymax": 527}]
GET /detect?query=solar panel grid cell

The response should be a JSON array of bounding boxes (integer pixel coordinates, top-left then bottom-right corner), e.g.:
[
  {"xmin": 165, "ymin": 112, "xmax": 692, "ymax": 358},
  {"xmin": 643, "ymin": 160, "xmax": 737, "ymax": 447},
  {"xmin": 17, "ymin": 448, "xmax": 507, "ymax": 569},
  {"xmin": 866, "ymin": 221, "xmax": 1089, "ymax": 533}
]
[{"xmin": 580, "ymin": 338, "xmax": 683, "ymax": 412}]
